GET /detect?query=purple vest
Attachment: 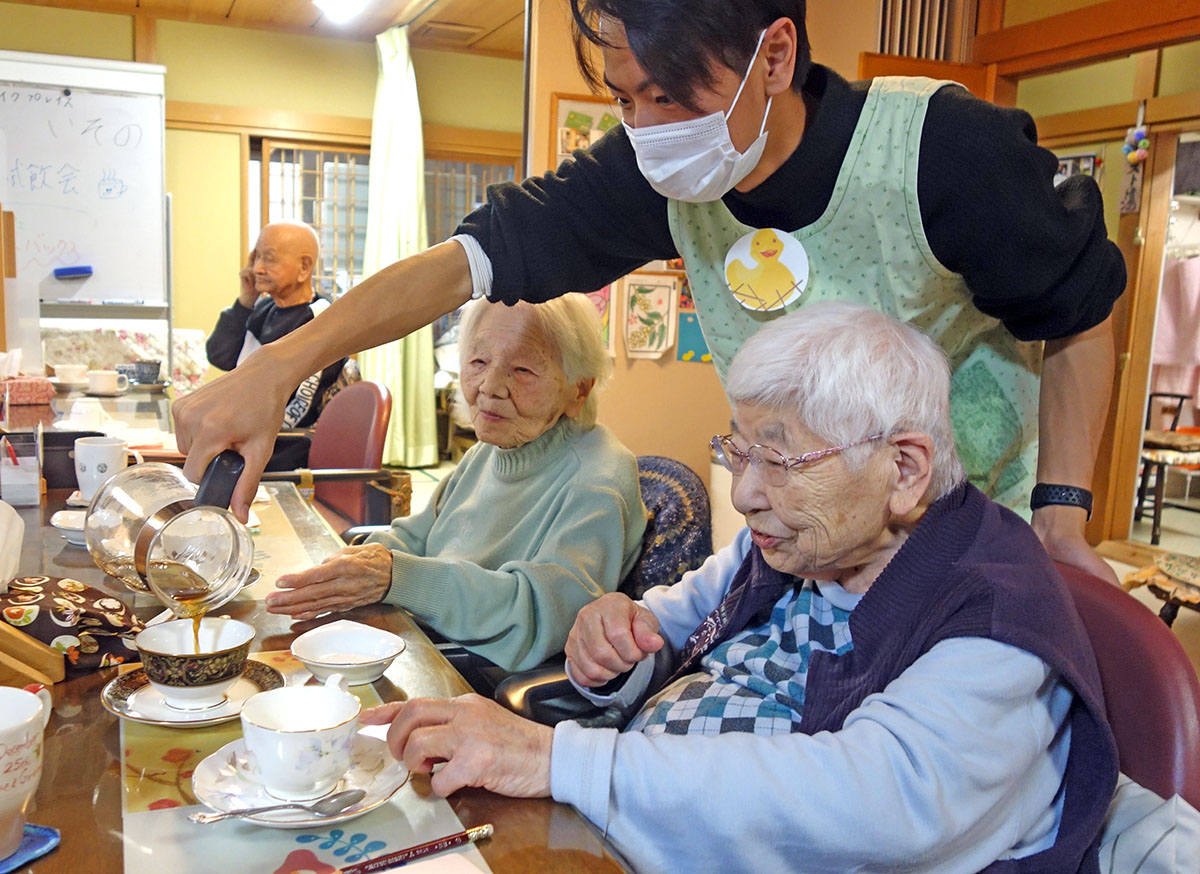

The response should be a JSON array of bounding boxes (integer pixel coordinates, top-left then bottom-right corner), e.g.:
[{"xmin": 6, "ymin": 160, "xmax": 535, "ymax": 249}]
[{"xmin": 692, "ymin": 483, "xmax": 1117, "ymax": 873}]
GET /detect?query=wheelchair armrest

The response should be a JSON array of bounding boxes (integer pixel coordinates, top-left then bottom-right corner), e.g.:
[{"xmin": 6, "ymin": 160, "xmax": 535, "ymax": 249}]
[
  {"xmin": 493, "ymin": 659, "xmax": 605, "ymax": 724},
  {"xmin": 343, "ymin": 524, "xmax": 392, "ymax": 545}
]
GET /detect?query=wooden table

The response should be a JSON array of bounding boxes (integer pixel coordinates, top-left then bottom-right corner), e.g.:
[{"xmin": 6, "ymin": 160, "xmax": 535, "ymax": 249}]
[{"xmin": 15, "ymin": 485, "xmax": 630, "ymax": 874}]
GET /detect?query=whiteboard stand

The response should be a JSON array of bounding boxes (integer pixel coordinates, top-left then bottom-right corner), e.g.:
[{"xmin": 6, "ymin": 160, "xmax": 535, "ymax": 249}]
[{"xmin": 0, "ymin": 49, "xmax": 167, "ymax": 370}]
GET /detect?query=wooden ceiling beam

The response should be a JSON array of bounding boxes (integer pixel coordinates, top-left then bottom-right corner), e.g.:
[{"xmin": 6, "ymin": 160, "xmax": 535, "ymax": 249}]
[{"xmin": 972, "ymin": 0, "xmax": 1200, "ymax": 78}]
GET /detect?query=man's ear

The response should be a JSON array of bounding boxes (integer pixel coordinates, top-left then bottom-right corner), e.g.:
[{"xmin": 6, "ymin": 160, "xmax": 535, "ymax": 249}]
[
  {"xmin": 763, "ymin": 17, "xmax": 798, "ymax": 98},
  {"xmin": 298, "ymin": 254, "xmax": 314, "ymax": 282},
  {"xmin": 886, "ymin": 431, "xmax": 934, "ymax": 518},
  {"xmin": 563, "ymin": 378, "xmax": 595, "ymax": 419}
]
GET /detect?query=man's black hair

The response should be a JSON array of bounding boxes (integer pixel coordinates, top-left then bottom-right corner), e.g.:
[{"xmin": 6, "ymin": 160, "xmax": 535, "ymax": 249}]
[{"xmin": 568, "ymin": 0, "xmax": 811, "ymax": 113}]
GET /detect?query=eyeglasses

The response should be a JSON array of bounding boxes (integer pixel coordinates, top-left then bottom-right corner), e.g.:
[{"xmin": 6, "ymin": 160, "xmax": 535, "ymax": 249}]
[{"xmin": 711, "ymin": 432, "xmax": 887, "ymax": 488}]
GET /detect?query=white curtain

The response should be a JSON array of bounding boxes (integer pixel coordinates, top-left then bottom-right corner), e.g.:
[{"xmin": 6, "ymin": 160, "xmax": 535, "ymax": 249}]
[{"xmin": 358, "ymin": 25, "xmax": 439, "ymax": 468}]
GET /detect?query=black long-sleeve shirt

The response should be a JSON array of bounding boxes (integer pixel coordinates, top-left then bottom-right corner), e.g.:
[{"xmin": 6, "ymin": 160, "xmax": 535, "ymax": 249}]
[
  {"xmin": 457, "ymin": 64, "xmax": 1125, "ymax": 342},
  {"xmin": 206, "ymin": 294, "xmax": 347, "ymax": 429}
]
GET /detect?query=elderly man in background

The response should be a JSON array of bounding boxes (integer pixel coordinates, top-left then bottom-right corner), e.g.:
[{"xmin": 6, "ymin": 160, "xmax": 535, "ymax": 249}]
[
  {"xmin": 206, "ymin": 220, "xmax": 357, "ymax": 468},
  {"xmin": 361, "ymin": 301, "xmax": 1118, "ymax": 874},
  {"xmin": 266, "ymin": 294, "xmax": 646, "ymax": 674}
]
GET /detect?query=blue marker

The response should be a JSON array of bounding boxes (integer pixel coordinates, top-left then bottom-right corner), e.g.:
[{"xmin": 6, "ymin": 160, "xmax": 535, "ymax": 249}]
[{"xmin": 53, "ymin": 265, "xmax": 93, "ymax": 279}]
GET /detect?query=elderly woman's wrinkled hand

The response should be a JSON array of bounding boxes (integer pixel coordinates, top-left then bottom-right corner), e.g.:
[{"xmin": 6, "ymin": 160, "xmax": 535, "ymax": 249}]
[
  {"xmin": 265, "ymin": 542, "xmax": 393, "ymax": 619},
  {"xmin": 565, "ymin": 592, "xmax": 664, "ymax": 687},
  {"xmin": 361, "ymin": 695, "xmax": 553, "ymax": 798}
]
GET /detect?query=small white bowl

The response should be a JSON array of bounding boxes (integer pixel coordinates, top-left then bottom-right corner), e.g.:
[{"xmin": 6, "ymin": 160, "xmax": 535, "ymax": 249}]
[
  {"xmin": 290, "ymin": 619, "xmax": 406, "ymax": 685},
  {"xmin": 49, "ymin": 509, "xmax": 87, "ymax": 546}
]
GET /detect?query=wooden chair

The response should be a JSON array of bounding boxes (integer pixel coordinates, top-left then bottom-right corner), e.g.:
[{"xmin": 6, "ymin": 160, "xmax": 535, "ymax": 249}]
[
  {"xmin": 1135, "ymin": 391, "xmax": 1199, "ymax": 545},
  {"xmin": 1056, "ymin": 561, "xmax": 1200, "ymax": 808}
]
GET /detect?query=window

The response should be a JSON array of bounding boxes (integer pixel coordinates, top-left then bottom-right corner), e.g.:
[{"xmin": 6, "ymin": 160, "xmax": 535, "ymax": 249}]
[
  {"xmin": 424, "ymin": 158, "xmax": 516, "ymax": 245},
  {"xmin": 424, "ymin": 157, "xmax": 517, "ymax": 341},
  {"xmin": 248, "ymin": 138, "xmax": 369, "ymax": 300}
]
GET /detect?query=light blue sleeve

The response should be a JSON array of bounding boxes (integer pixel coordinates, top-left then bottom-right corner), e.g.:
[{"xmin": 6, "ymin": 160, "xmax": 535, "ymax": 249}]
[
  {"xmin": 365, "ymin": 474, "xmax": 453, "ymax": 557},
  {"xmin": 566, "ymin": 528, "xmax": 752, "ymax": 708},
  {"xmin": 551, "ymin": 637, "xmax": 1074, "ymax": 874}
]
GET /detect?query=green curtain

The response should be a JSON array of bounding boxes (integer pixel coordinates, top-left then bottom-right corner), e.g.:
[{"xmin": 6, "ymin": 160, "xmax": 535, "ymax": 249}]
[{"xmin": 359, "ymin": 26, "xmax": 439, "ymax": 468}]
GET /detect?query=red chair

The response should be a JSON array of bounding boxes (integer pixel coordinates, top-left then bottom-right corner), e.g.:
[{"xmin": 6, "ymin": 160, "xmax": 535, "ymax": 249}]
[
  {"xmin": 1056, "ymin": 561, "xmax": 1200, "ymax": 808},
  {"xmin": 263, "ymin": 380, "xmax": 393, "ymax": 538}
]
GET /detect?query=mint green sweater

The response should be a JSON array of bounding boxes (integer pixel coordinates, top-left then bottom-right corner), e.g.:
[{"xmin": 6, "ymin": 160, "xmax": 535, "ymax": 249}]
[{"xmin": 367, "ymin": 418, "xmax": 646, "ymax": 671}]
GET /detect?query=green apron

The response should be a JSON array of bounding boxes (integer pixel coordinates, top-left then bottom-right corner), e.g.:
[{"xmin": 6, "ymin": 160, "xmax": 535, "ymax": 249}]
[{"xmin": 668, "ymin": 76, "xmax": 1041, "ymax": 513}]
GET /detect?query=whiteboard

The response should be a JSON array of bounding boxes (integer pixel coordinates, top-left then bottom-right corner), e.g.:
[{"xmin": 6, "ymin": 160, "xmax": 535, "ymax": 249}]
[{"xmin": 0, "ymin": 50, "xmax": 166, "ymax": 329}]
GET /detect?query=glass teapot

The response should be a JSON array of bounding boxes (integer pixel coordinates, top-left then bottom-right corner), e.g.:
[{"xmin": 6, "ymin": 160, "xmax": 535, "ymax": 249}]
[{"xmin": 84, "ymin": 451, "xmax": 254, "ymax": 618}]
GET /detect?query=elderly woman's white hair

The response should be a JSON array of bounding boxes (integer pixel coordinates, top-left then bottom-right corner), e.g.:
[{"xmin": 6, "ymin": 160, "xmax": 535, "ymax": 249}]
[
  {"xmin": 725, "ymin": 301, "xmax": 966, "ymax": 500},
  {"xmin": 457, "ymin": 293, "xmax": 612, "ymax": 429}
]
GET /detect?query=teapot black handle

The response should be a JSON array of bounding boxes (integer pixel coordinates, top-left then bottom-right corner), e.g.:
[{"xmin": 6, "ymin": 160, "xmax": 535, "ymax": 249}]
[{"xmin": 195, "ymin": 450, "xmax": 245, "ymax": 509}]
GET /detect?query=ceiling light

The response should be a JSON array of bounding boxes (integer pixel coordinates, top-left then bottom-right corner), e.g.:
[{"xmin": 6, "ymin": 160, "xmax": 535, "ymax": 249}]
[{"xmin": 314, "ymin": 0, "xmax": 372, "ymax": 25}]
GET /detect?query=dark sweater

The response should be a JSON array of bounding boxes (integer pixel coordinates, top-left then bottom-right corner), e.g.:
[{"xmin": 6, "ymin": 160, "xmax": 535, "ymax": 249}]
[{"xmin": 457, "ymin": 65, "xmax": 1125, "ymax": 342}]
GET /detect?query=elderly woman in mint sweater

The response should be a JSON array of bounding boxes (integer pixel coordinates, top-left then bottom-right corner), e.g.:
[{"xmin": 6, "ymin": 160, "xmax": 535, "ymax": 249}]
[{"xmin": 265, "ymin": 293, "xmax": 647, "ymax": 672}]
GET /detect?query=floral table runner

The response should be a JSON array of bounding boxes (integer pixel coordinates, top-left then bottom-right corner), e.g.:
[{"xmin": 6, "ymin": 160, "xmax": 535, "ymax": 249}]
[{"xmin": 116, "ymin": 653, "xmax": 491, "ymax": 874}]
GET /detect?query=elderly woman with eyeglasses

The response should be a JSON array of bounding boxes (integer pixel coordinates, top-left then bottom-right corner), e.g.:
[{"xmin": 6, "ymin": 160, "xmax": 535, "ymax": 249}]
[
  {"xmin": 265, "ymin": 293, "xmax": 646, "ymax": 673},
  {"xmin": 360, "ymin": 301, "xmax": 1118, "ymax": 874}
]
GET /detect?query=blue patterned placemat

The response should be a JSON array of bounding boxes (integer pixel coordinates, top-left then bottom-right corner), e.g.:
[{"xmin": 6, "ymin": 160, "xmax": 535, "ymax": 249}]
[{"xmin": 0, "ymin": 824, "xmax": 60, "ymax": 873}]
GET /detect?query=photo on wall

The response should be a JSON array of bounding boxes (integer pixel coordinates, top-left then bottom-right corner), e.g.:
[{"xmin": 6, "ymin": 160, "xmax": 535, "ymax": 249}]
[{"xmin": 551, "ymin": 93, "xmax": 621, "ymax": 167}]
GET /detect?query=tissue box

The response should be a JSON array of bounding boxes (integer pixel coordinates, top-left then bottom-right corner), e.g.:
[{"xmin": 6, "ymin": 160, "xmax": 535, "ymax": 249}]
[{"xmin": 1, "ymin": 376, "xmax": 55, "ymax": 404}]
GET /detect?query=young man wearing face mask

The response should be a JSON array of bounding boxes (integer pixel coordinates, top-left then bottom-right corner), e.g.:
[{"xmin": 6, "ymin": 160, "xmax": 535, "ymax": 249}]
[{"xmin": 174, "ymin": 0, "xmax": 1125, "ymax": 589}]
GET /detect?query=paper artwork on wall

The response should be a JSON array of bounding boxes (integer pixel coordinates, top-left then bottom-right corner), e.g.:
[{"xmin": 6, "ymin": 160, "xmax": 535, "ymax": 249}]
[
  {"xmin": 585, "ymin": 285, "xmax": 616, "ymax": 357},
  {"xmin": 553, "ymin": 94, "xmax": 620, "ymax": 167},
  {"xmin": 677, "ymin": 276, "xmax": 710, "ymax": 363},
  {"xmin": 623, "ymin": 273, "xmax": 678, "ymax": 359},
  {"xmin": 677, "ymin": 311, "xmax": 711, "ymax": 364},
  {"xmin": 1053, "ymin": 153, "xmax": 1100, "ymax": 187}
]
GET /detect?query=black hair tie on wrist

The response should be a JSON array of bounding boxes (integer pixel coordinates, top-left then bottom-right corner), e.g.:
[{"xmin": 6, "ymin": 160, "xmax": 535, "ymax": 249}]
[{"xmin": 1030, "ymin": 483, "xmax": 1093, "ymax": 521}]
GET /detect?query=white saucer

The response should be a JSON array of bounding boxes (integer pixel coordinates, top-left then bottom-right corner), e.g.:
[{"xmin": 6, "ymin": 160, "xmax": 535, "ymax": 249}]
[
  {"xmin": 100, "ymin": 662, "xmax": 285, "ymax": 728},
  {"xmin": 48, "ymin": 377, "xmax": 89, "ymax": 392},
  {"xmin": 49, "ymin": 509, "xmax": 86, "ymax": 546},
  {"xmin": 84, "ymin": 388, "xmax": 128, "ymax": 398},
  {"xmin": 192, "ymin": 734, "xmax": 409, "ymax": 829}
]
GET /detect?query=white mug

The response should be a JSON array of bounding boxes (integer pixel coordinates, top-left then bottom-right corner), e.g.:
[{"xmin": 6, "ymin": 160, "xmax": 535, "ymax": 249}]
[
  {"xmin": 54, "ymin": 364, "xmax": 87, "ymax": 383},
  {"xmin": 74, "ymin": 437, "xmax": 142, "ymax": 501},
  {"xmin": 0, "ymin": 684, "xmax": 52, "ymax": 860},
  {"xmin": 86, "ymin": 370, "xmax": 128, "ymax": 395},
  {"xmin": 240, "ymin": 674, "xmax": 360, "ymax": 800}
]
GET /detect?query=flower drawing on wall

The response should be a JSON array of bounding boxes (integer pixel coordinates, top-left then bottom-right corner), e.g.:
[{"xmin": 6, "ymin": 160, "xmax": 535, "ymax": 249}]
[{"xmin": 623, "ymin": 274, "xmax": 679, "ymax": 359}]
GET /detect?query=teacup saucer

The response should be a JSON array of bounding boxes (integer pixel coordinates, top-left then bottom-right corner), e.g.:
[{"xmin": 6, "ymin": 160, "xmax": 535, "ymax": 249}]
[
  {"xmin": 84, "ymin": 388, "xmax": 128, "ymax": 398},
  {"xmin": 192, "ymin": 733, "xmax": 409, "ymax": 829},
  {"xmin": 100, "ymin": 662, "xmax": 284, "ymax": 728},
  {"xmin": 48, "ymin": 377, "xmax": 88, "ymax": 393}
]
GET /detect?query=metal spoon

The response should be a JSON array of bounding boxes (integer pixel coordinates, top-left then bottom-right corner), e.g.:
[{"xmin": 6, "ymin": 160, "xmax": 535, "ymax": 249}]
[{"xmin": 189, "ymin": 788, "xmax": 367, "ymax": 824}]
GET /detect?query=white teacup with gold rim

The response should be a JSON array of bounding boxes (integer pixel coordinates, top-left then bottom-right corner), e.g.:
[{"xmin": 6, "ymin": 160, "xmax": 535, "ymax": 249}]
[
  {"xmin": 239, "ymin": 674, "xmax": 360, "ymax": 801},
  {"xmin": 0, "ymin": 684, "xmax": 52, "ymax": 860}
]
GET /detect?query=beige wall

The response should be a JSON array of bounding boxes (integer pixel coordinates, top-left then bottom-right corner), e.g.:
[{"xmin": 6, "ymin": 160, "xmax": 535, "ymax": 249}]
[
  {"xmin": 1016, "ymin": 56, "xmax": 1136, "ymax": 118},
  {"xmin": 0, "ymin": 2, "xmax": 131, "ymax": 60},
  {"xmin": 1160, "ymin": 40, "xmax": 1200, "ymax": 98},
  {"xmin": 412, "ymin": 48, "xmax": 524, "ymax": 131},
  {"xmin": 166, "ymin": 129, "xmax": 242, "ymax": 340},
  {"xmin": 806, "ymin": 0, "xmax": 879, "ymax": 80}
]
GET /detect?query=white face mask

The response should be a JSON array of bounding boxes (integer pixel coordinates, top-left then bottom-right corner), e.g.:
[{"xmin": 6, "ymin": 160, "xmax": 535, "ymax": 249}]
[{"xmin": 624, "ymin": 30, "xmax": 772, "ymax": 203}]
